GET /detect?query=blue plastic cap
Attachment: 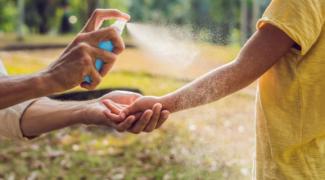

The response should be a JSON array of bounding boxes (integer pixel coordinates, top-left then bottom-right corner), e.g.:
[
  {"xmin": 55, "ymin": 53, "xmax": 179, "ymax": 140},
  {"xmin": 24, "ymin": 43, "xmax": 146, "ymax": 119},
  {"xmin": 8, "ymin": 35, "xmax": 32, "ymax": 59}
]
[{"xmin": 83, "ymin": 41, "xmax": 114, "ymax": 84}]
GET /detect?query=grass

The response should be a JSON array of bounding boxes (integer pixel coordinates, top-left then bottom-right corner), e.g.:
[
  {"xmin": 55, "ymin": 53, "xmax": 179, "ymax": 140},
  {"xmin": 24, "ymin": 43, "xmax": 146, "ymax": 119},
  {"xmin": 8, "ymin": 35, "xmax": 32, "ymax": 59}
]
[
  {"xmin": 0, "ymin": 38, "xmax": 254, "ymax": 179},
  {"xmin": 0, "ymin": 33, "xmax": 74, "ymax": 48}
]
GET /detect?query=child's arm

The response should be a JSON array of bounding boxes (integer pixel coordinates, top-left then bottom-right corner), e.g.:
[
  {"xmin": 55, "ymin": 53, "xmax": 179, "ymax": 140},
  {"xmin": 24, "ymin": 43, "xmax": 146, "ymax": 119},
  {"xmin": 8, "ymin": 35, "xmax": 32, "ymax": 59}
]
[
  {"xmin": 123, "ymin": 24, "xmax": 295, "ymax": 116},
  {"xmin": 162, "ymin": 24, "xmax": 295, "ymax": 112}
]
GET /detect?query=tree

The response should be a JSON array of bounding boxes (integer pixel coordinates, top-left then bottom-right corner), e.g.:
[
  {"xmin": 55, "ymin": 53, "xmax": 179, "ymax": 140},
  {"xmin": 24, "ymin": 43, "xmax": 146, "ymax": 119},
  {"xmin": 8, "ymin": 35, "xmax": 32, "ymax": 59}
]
[
  {"xmin": 208, "ymin": 0, "xmax": 240, "ymax": 44},
  {"xmin": 0, "ymin": 0, "xmax": 17, "ymax": 32},
  {"xmin": 240, "ymin": 0, "xmax": 248, "ymax": 45},
  {"xmin": 17, "ymin": 0, "xmax": 25, "ymax": 40},
  {"xmin": 24, "ymin": 0, "xmax": 58, "ymax": 34},
  {"xmin": 87, "ymin": 0, "xmax": 99, "ymax": 18},
  {"xmin": 252, "ymin": 0, "xmax": 261, "ymax": 31}
]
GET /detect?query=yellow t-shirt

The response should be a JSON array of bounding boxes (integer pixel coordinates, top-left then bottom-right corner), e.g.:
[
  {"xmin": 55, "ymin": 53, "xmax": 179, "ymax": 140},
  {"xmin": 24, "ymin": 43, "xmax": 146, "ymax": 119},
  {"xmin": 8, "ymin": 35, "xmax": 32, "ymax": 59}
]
[{"xmin": 256, "ymin": 0, "xmax": 325, "ymax": 179}]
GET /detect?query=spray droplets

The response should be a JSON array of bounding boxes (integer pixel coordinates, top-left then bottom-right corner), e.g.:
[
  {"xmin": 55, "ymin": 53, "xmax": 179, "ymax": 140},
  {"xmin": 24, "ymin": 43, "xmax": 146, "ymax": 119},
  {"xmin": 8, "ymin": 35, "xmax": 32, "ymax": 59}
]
[{"xmin": 127, "ymin": 23, "xmax": 200, "ymax": 69}]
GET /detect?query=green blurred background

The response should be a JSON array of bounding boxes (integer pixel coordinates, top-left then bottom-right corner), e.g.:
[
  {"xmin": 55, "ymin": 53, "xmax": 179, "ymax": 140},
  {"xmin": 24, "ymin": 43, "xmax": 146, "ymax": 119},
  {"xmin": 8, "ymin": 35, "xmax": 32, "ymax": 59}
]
[
  {"xmin": 0, "ymin": 0, "xmax": 269, "ymax": 179},
  {"xmin": 0, "ymin": 0, "xmax": 269, "ymax": 44}
]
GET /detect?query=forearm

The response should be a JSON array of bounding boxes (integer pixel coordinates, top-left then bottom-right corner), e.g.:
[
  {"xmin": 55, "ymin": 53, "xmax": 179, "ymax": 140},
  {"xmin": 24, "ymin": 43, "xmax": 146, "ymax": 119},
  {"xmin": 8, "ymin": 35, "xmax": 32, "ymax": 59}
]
[
  {"xmin": 0, "ymin": 72, "xmax": 55, "ymax": 109},
  {"xmin": 161, "ymin": 61, "xmax": 256, "ymax": 113},
  {"xmin": 20, "ymin": 97, "xmax": 88, "ymax": 137},
  {"xmin": 161, "ymin": 25, "xmax": 294, "ymax": 113}
]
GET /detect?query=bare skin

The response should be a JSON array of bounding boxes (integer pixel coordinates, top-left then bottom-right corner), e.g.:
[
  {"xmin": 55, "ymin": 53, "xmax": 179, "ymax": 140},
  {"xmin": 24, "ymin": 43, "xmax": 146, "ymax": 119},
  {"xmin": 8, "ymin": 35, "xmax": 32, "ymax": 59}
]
[
  {"xmin": 0, "ymin": 9, "xmax": 130, "ymax": 109},
  {"xmin": 1, "ymin": 9, "xmax": 168, "ymax": 138},
  {"xmin": 102, "ymin": 100, "xmax": 169, "ymax": 133},
  {"xmin": 105, "ymin": 24, "xmax": 296, "ymax": 132},
  {"xmin": 21, "ymin": 91, "xmax": 169, "ymax": 138}
]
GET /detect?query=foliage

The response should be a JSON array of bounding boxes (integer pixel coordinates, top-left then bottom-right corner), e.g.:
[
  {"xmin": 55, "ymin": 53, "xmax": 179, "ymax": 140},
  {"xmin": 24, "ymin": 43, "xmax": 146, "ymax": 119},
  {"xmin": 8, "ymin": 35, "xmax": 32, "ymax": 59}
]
[
  {"xmin": 0, "ymin": 0, "xmax": 18, "ymax": 32},
  {"xmin": 0, "ymin": 0, "xmax": 271, "ymax": 44}
]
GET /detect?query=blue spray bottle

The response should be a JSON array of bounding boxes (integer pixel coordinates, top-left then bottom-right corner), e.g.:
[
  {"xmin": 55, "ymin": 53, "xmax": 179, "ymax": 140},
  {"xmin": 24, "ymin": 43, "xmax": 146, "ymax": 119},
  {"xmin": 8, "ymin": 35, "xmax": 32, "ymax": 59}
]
[{"xmin": 84, "ymin": 19, "xmax": 127, "ymax": 84}]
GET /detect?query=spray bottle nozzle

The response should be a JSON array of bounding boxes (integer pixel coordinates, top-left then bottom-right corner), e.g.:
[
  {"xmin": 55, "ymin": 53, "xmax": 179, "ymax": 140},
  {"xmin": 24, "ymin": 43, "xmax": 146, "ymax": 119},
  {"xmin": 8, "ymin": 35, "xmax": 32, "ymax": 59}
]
[{"xmin": 111, "ymin": 19, "xmax": 127, "ymax": 35}]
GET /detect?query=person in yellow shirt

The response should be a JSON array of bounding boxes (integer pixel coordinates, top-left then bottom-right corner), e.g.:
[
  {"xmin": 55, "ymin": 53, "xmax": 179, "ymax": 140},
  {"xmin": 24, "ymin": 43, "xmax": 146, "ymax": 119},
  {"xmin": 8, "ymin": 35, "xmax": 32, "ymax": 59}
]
[{"xmin": 104, "ymin": 0, "xmax": 325, "ymax": 179}]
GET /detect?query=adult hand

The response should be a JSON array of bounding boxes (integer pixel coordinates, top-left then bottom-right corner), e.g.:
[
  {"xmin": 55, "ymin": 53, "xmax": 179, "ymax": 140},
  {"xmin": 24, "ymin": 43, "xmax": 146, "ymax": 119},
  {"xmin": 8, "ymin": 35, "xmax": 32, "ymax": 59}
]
[
  {"xmin": 103, "ymin": 96, "xmax": 170, "ymax": 133},
  {"xmin": 42, "ymin": 9, "xmax": 130, "ymax": 93},
  {"xmin": 81, "ymin": 91, "xmax": 141, "ymax": 131}
]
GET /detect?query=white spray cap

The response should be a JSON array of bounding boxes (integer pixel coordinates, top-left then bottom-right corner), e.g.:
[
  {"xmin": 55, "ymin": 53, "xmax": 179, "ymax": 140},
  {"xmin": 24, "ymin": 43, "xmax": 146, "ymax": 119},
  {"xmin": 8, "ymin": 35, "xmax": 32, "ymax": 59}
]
[{"xmin": 111, "ymin": 19, "xmax": 127, "ymax": 35}]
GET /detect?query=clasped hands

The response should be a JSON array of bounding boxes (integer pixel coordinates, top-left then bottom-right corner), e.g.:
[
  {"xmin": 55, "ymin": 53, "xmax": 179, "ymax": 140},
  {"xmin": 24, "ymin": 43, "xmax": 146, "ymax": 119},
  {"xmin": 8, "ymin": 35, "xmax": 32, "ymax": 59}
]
[
  {"xmin": 83, "ymin": 91, "xmax": 170, "ymax": 134},
  {"xmin": 102, "ymin": 92, "xmax": 169, "ymax": 134}
]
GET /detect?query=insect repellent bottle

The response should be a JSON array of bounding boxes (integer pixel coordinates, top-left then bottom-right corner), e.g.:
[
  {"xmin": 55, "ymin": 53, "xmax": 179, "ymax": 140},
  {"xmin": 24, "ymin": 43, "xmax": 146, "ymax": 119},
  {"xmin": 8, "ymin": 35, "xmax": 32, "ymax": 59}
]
[{"xmin": 83, "ymin": 19, "xmax": 127, "ymax": 84}]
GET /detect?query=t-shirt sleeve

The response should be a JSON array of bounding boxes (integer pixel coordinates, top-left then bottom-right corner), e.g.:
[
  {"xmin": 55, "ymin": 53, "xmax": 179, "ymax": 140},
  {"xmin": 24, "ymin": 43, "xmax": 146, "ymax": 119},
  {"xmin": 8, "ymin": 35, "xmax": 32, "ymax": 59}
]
[
  {"xmin": 257, "ymin": 0, "xmax": 325, "ymax": 55},
  {"xmin": 0, "ymin": 60, "xmax": 37, "ymax": 141}
]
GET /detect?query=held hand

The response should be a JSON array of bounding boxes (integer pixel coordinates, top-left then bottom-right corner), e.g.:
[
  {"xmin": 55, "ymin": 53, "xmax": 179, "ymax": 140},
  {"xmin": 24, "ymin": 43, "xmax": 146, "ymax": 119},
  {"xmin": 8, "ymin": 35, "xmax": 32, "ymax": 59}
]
[
  {"xmin": 100, "ymin": 90, "xmax": 141, "ymax": 105},
  {"xmin": 43, "ymin": 9, "xmax": 130, "ymax": 93},
  {"xmin": 81, "ymin": 91, "xmax": 141, "ymax": 131},
  {"xmin": 100, "ymin": 90, "xmax": 142, "ymax": 123},
  {"xmin": 81, "ymin": 100, "xmax": 138, "ymax": 132},
  {"xmin": 103, "ymin": 96, "xmax": 170, "ymax": 133},
  {"xmin": 122, "ymin": 96, "xmax": 163, "ymax": 117}
]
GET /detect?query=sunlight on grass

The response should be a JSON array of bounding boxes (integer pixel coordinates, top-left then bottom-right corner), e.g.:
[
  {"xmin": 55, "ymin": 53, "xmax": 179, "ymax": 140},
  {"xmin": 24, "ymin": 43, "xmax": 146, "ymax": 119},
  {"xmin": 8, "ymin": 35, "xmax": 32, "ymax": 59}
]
[{"xmin": 0, "ymin": 33, "xmax": 74, "ymax": 48}]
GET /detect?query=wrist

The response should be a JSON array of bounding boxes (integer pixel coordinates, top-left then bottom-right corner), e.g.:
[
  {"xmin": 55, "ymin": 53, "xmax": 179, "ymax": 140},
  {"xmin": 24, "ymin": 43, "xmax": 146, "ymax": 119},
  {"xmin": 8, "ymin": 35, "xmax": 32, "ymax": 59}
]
[
  {"xmin": 75, "ymin": 100, "xmax": 99, "ymax": 125},
  {"xmin": 35, "ymin": 71, "xmax": 61, "ymax": 95},
  {"xmin": 72, "ymin": 102, "xmax": 90, "ymax": 125},
  {"xmin": 67, "ymin": 102, "xmax": 89, "ymax": 125},
  {"xmin": 159, "ymin": 94, "xmax": 177, "ymax": 113},
  {"xmin": 31, "ymin": 72, "xmax": 54, "ymax": 96}
]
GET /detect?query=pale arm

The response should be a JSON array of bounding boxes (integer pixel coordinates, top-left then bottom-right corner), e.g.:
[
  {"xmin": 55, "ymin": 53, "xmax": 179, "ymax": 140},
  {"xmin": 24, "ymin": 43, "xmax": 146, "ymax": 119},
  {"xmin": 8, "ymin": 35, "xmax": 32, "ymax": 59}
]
[
  {"xmin": 20, "ymin": 97, "xmax": 87, "ymax": 137},
  {"xmin": 20, "ymin": 91, "xmax": 150, "ymax": 138}
]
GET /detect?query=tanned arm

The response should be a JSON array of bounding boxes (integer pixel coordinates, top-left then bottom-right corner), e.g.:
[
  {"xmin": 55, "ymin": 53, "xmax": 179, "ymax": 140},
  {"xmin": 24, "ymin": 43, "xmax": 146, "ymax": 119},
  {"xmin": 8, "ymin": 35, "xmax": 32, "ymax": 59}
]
[
  {"xmin": 162, "ymin": 24, "xmax": 295, "ymax": 112},
  {"xmin": 123, "ymin": 24, "xmax": 295, "ymax": 116}
]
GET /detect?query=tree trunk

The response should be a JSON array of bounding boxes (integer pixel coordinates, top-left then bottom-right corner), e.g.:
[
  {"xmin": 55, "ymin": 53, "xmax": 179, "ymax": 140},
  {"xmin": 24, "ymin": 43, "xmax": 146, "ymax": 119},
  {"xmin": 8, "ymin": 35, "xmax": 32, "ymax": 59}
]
[
  {"xmin": 240, "ymin": 0, "xmax": 248, "ymax": 45},
  {"xmin": 87, "ymin": 0, "xmax": 99, "ymax": 18},
  {"xmin": 252, "ymin": 0, "xmax": 261, "ymax": 32},
  {"xmin": 17, "ymin": 0, "xmax": 25, "ymax": 41},
  {"xmin": 35, "ymin": 0, "xmax": 51, "ymax": 34}
]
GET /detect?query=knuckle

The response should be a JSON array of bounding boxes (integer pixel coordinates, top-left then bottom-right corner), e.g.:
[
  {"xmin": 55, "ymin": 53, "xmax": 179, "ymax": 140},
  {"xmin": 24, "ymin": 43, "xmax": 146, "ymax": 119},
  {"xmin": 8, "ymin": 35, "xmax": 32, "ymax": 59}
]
[
  {"xmin": 81, "ymin": 56, "xmax": 92, "ymax": 66},
  {"xmin": 75, "ymin": 33, "xmax": 86, "ymax": 43},
  {"xmin": 77, "ymin": 42, "xmax": 90, "ymax": 51},
  {"xmin": 93, "ymin": 9, "xmax": 101, "ymax": 16}
]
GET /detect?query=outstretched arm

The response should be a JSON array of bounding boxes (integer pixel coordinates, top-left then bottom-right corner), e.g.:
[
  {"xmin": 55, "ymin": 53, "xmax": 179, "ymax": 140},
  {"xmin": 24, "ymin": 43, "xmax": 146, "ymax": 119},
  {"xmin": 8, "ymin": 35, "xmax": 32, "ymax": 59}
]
[
  {"xmin": 162, "ymin": 24, "xmax": 295, "ymax": 112},
  {"xmin": 123, "ymin": 24, "xmax": 295, "ymax": 115},
  {"xmin": 20, "ymin": 91, "xmax": 142, "ymax": 138},
  {"xmin": 0, "ymin": 9, "xmax": 130, "ymax": 109}
]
